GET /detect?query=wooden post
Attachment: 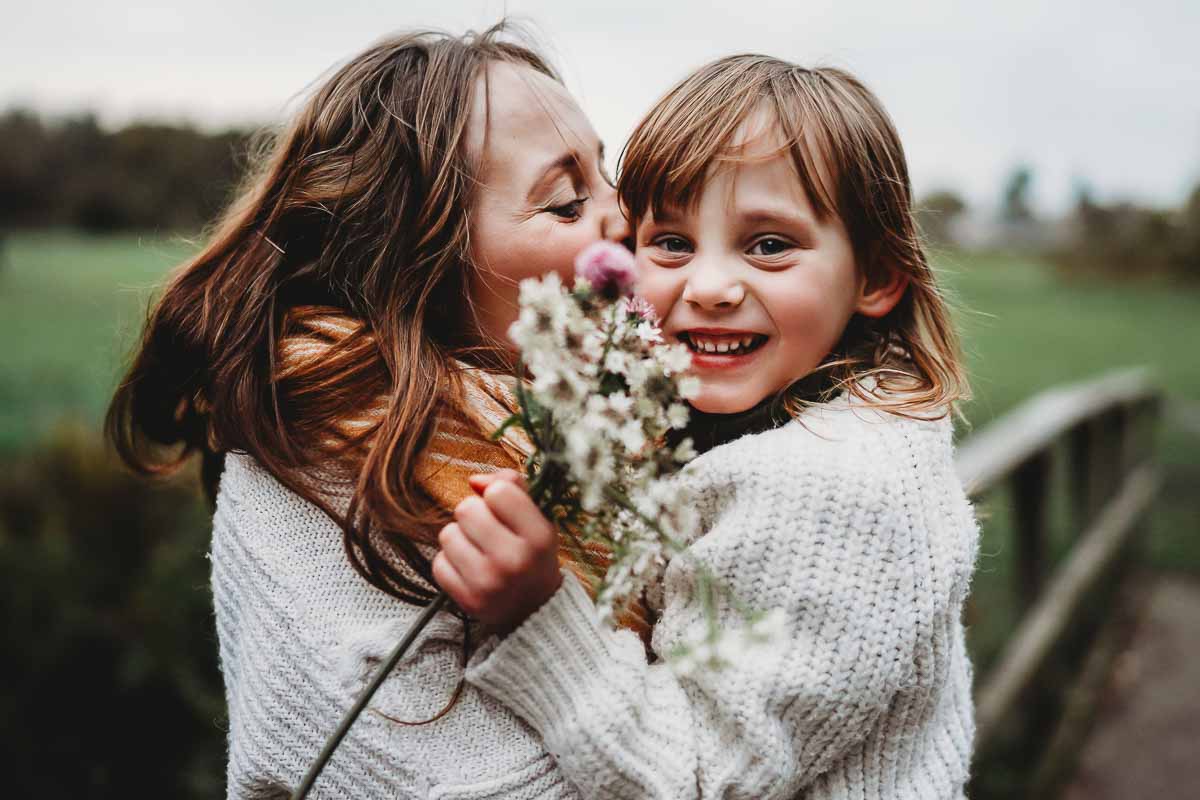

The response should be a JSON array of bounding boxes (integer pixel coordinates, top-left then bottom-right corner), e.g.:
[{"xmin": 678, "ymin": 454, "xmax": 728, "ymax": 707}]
[
  {"xmin": 1012, "ymin": 451, "xmax": 1052, "ymax": 611},
  {"xmin": 1097, "ymin": 408, "xmax": 1122, "ymax": 505},
  {"xmin": 958, "ymin": 367, "xmax": 1162, "ymax": 768},
  {"xmin": 1068, "ymin": 420, "xmax": 1096, "ymax": 538}
]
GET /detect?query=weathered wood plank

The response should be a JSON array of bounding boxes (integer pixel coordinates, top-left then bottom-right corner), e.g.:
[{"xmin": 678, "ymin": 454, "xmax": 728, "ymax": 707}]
[
  {"xmin": 956, "ymin": 367, "xmax": 1157, "ymax": 496},
  {"xmin": 974, "ymin": 463, "xmax": 1161, "ymax": 748},
  {"xmin": 1012, "ymin": 450, "xmax": 1052, "ymax": 608}
]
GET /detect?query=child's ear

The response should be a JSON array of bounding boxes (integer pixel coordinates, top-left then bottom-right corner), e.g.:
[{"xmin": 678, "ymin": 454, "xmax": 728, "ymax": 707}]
[{"xmin": 854, "ymin": 264, "xmax": 909, "ymax": 319}]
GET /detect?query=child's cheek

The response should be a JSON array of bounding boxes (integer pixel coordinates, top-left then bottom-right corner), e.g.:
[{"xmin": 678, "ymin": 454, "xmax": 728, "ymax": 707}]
[{"xmin": 633, "ymin": 255, "xmax": 674, "ymax": 320}]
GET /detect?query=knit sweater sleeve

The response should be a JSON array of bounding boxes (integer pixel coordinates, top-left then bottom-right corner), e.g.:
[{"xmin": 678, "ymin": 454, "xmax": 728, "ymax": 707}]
[{"xmin": 463, "ymin": 410, "xmax": 978, "ymax": 799}]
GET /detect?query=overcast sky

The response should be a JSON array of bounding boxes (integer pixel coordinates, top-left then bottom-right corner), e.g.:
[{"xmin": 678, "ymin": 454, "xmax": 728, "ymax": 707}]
[{"xmin": 4, "ymin": 0, "xmax": 1198, "ymax": 213}]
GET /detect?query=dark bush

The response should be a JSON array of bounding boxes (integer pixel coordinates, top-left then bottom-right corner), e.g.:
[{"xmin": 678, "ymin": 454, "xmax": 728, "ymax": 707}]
[{"xmin": 0, "ymin": 423, "xmax": 224, "ymax": 799}]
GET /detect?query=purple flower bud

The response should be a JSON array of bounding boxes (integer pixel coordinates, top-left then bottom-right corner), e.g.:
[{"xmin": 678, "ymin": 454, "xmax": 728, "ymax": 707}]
[
  {"xmin": 575, "ymin": 241, "xmax": 637, "ymax": 298},
  {"xmin": 624, "ymin": 295, "xmax": 659, "ymax": 322}
]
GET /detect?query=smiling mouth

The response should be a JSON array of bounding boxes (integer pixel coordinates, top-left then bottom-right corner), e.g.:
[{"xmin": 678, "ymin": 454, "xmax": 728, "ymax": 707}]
[{"xmin": 678, "ymin": 331, "xmax": 769, "ymax": 356}]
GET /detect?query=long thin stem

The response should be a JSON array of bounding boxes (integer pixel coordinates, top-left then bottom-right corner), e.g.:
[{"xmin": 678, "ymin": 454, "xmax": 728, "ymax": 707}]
[
  {"xmin": 597, "ymin": 302, "xmax": 621, "ymax": 368},
  {"xmin": 290, "ymin": 592, "xmax": 450, "ymax": 800}
]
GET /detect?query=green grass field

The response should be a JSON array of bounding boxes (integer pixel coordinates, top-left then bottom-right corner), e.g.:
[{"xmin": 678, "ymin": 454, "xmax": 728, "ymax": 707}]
[
  {"xmin": 2, "ymin": 229, "xmax": 1198, "ymax": 670},
  {"xmin": 0, "ymin": 231, "xmax": 197, "ymax": 450},
  {"xmin": 933, "ymin": 248, "xmax": 1200, "ymax": 567}
]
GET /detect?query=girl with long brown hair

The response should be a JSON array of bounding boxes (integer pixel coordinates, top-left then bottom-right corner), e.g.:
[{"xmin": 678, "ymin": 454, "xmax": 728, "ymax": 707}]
[{"xmin": 108, "ymin": 23, "xmax": 634, "ymax": 798}]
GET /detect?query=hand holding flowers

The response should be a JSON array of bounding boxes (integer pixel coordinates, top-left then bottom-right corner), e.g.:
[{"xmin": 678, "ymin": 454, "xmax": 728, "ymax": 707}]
[{"xmin": 432, "ymin": 469, "xmax": 563, "ymax": 637}]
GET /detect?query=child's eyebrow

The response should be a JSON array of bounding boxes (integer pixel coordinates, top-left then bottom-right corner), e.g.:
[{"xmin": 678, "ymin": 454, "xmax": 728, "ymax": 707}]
[
  {"xmin": 739, "ymin": 207, "xmax": 818, "ymax": 230},
  {"xmin": 644, "ymin": 206, "xmax": 686, "ymax": 225}
]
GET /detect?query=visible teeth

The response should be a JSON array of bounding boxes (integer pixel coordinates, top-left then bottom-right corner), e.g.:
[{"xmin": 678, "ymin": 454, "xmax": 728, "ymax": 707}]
[{"xmin": 684, "ymin": 333, "xmax": 762, "ymax": 355}]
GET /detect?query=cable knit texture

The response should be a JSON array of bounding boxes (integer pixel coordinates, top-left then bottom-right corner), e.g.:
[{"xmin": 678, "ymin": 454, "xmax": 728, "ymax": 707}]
[
  {"xmin": 211, "ymin": 384, "xmax": 979, "ymax": 799},
  {"xmin": 212, "ymin": 453, "xmax": 582, "ymax": 799},
  {"xmin": 465, "ymin": 390, "xmax": 981, "ymax": 799}
]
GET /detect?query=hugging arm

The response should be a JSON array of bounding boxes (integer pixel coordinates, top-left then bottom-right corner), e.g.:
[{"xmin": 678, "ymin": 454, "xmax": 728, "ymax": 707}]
[{"xmin": 464, "ymin": 457, "xmax": 948, "ymax": 800}]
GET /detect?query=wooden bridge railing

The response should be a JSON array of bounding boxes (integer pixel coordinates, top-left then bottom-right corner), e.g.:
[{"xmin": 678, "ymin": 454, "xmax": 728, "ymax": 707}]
[{"xmin": 954, "ymin": 366, "xmax": 1163, "ymax": 753}]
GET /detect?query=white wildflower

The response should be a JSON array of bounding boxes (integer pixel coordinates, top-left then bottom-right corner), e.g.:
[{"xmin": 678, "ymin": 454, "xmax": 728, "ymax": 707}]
[
  {"xmin": 604, "ymin": 349, "xmax": 628, "ymax": 375},
  {"xmin": 677, "ymin": 375, "xmax": 702, "ymax": 400},
  {"xmin": 673, "ymin": 437, "xmax": 698, "ymax": 463},
  {"xmin": 607, "ymin": 392, "xmax": 634, "ymax": 415},
  {"xmin": 617, "ymin": 419, "xmax": 647, "ymax": 452},
  {"xmin": 586, "ymin": 394, "xmax": 610, "ymax": 416},
  {"xmin": 531, "ymin": 365, "xmax": 587, "ymax": 414},
  {"xmin": 635, "ymin": 320, "xmax": 663, "ymax": 344},
  {"xmin": 658, "ymin": 342, "xmax": 693, "ymax": 374},
  {"xmin": 666, "ymin": 403, "xmax": 690, "ymax": 430}
]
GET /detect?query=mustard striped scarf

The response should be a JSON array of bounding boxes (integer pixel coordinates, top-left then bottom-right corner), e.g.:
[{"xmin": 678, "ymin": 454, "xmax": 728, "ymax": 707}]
[{"xmin": 277, "ymin": 307, "xmax": 655, "ymax": 647}]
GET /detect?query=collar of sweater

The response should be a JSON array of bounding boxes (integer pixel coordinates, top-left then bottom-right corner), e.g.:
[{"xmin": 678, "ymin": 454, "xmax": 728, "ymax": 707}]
[{"xmin": 671, "ymin": 370, "xmax": 847, "ymax": 456}]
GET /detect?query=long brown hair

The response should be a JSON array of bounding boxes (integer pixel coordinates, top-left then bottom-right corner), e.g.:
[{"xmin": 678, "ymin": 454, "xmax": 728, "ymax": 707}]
[
  {"xmin": 107, "ymin": 23, "xmax": 557, "ymax": 608},
  {"xmin": 619, "ymin": 55, "xmax": 970, "ymax": 419}
]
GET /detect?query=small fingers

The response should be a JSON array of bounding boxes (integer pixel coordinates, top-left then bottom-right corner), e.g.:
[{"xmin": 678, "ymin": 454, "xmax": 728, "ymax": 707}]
[
  {"xmin": 437, "ymin": 522, "xmax": 497, "ymax": 597},
  {"xmin": 431, "ymin": 550, "xmax": 481, "ymax": 616},
  {"xmin": 453, "ymin": 495, "xmax": 522, "ymax": 557},
  {"xmin": 468, "ymin": 469, "xmax": 527, "ymax": 494},
  {"xmin": 480, "ymin": 480, "xmax": 556, "ymax": 552}
]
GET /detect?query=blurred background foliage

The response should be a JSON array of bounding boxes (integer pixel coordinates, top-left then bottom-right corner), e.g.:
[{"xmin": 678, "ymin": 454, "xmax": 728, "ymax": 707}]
[
  {"xmin": 0, "ymin": 109, "xmax": 249, "ymax": 232},
  {"xmin": 1, "ymin": 107, "xmax": 1198, "ymax": 798}
]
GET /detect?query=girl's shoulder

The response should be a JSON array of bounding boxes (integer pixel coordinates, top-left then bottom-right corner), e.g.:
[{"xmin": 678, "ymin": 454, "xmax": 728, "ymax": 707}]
[
  {"xmin": 672, "ymin": 384, "xmax": 979, "ymax": 587},
  {"xmin": 687, "ymin": 381, "xmax": 955, "ymax": 481}
]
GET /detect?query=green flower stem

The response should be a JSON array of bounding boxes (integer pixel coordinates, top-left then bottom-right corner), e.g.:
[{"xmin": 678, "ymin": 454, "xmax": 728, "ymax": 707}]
[
  {"xmin": 601, "ymin": 485, "xmax": 688, "ymax": 555},
  {"xmin": 597, "ymin": 302, "xmax": 621, "ymax": 369},
  {"xmin": 291, "ymin": 592, "xmax": 450, "ymax": 800}
]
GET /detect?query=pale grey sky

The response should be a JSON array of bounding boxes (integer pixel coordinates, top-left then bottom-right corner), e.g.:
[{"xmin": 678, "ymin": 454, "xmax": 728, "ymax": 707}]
[{"xmin": 4, "ymin": 0, "xmax": 1198, "ymax": 213}]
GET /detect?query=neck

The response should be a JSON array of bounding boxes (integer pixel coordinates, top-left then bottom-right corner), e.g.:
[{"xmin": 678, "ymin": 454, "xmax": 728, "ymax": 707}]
[{"xmin": 671, "ymin": 370, "xmax": 839, "ymax": 456}]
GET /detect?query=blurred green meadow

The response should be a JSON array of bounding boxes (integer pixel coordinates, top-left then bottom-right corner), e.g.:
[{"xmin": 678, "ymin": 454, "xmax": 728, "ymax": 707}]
[{"xmin": 1, "ymin": 229, "xmax": 1198, "ymax": 797}]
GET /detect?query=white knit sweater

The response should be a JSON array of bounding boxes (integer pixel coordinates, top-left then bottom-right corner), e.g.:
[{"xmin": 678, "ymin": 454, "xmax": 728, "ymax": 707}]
[
  {"xmin": 211, "ymin": 388, "xmax": 980, "ymax": 799},
  {"xmin": 212, "ymin": 453, "xmax": 579, "ymax": 799}
]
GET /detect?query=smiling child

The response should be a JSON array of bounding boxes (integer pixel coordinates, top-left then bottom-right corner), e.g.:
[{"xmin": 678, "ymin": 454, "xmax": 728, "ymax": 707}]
[{"xmin": 438, "ymin": 54, "xmax": 982, "ymax": 800}]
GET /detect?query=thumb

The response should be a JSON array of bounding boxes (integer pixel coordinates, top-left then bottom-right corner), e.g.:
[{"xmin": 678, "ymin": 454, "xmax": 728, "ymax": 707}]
[{"xmin": 467, "ymin": 468, "xmax": 527, "ymax": 495}]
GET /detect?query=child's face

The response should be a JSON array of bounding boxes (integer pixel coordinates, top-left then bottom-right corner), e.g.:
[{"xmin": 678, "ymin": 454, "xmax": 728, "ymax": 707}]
[{"xmin": 634, "ymin": 125, "xmax": 870, "ymax": 415}]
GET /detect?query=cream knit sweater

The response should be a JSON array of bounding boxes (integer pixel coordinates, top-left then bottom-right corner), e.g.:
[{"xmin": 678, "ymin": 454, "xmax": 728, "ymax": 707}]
[{"xmin": 211, "ymin": 388, "xmax": 980, "ymax": 799}]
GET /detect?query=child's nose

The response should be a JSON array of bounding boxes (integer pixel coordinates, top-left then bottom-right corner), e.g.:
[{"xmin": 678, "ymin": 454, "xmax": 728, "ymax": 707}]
[{"xmin": 681, "ymin": 257, "xmax": 745, "ymax": 310}]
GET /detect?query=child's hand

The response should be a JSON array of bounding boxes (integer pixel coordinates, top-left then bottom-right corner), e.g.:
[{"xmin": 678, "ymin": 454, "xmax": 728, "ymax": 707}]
[{"xmin": 432, "ymin": 469, "xmax": 563, "ymax": 637}]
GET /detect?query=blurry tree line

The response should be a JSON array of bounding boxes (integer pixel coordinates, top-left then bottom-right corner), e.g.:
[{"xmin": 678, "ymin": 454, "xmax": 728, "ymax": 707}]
[
  {"xmin": 1054, "ymin": 182, "xmax": 1200, "ymax": 282},
  {"xmin": 0, "ymin": 107, "xmax": 250, "ymax": 232},
  {"xmin": 3, "ymin": 106, "xmax": 1196, "ymax": 283},
  {"xmin": 917, "ymin": 166, "xmax": 1200, "ymax": 283}
]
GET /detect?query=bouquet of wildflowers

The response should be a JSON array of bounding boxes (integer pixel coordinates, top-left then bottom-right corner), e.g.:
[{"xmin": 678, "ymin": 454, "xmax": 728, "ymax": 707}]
[{"xmin": 501, "ymin": 242, "xmax": 785, "ymax": 674}]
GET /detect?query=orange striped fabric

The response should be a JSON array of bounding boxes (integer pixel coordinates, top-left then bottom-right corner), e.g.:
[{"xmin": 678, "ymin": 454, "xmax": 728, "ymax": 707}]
[{"xmin": 277, "ymin": 308, "xmax": 655, "ymax": 647}]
